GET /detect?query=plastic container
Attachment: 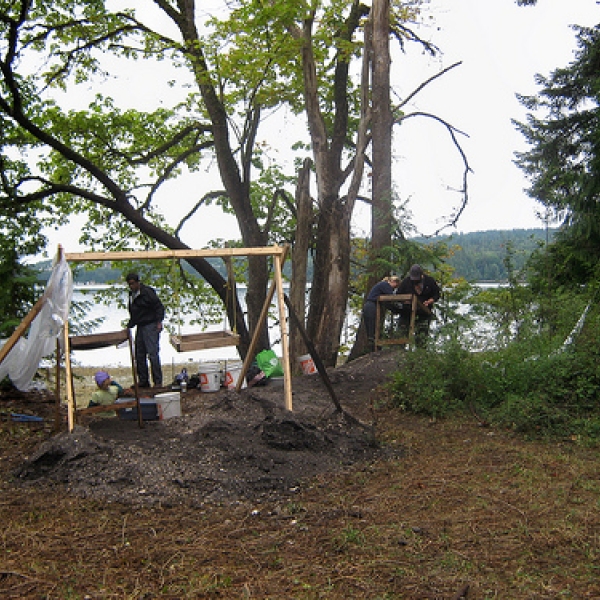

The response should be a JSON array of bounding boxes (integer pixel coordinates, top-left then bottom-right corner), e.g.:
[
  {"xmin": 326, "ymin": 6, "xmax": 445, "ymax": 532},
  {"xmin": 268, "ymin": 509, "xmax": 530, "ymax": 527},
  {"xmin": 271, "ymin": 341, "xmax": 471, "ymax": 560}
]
[
  {"xmin": 224, "ymin": 361, "xmax": 247, "ymax": 390},
  {"xmin": 116, "ymin": 398, "xmax": 159, "ymax": 421},
  {"xmin": 269, "ymin": 376, "xmax": 284, "ymax": 388},
  {"xmin": 199, "ymin": 362, "xmax": 221, "ymax": 392},
  {"xmin": 154, "ymin": 392, "xmax": 182, "ymax": 419},
  {"xmin": 297, "ymin": 353, "xmax": 317, "ymax": 375}
]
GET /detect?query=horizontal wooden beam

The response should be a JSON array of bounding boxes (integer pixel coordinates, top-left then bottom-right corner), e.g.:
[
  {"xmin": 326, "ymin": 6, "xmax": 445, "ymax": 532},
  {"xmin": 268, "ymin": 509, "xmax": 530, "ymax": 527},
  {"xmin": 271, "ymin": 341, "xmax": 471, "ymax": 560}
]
[
  {"xmin": 64, "ymin": 246, "xmax": 286, "ymax": 262},
  {"xmin": 77, "ymin": 400, "xmax": 137, "ymax": 416}
]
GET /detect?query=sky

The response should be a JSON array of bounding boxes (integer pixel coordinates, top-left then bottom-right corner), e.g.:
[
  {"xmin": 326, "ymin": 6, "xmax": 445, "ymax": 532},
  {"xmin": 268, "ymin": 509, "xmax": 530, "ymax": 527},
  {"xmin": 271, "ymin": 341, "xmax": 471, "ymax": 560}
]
[
  {"xmin": 388, "ymin": 0, "xmax": 600, "ymax": 237},
  {"xmin": 43, "ymin": 0, "xmax": 600, "ymax": 254}
]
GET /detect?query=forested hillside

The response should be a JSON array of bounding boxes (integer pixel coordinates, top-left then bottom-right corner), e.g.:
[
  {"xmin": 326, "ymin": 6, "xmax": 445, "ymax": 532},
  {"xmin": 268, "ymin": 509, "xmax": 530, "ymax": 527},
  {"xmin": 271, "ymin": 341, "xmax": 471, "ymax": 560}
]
[
  {"xmin": 34, "ymin": 228, "xmax": 553, "ymax": 284},
  {"xmin": 431, "ymin": 228, "xmax": 553, "ymax": 281}
]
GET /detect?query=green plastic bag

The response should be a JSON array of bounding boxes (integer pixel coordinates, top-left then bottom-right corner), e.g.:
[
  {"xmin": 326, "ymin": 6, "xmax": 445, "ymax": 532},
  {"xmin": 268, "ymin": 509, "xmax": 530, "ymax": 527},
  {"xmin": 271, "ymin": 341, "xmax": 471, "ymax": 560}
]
[{"xmin": 256, "ymin": 349, "xmax": 284, "ymax": 378}]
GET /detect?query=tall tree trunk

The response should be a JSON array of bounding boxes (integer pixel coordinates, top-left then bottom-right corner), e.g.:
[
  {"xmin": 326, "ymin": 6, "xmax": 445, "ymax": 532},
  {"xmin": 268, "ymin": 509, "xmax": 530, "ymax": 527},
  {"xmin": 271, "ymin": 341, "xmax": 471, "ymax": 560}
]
[
  {"xmin": 289, "ymin": 158, "xmax": 313, "ymax": 370},
  {"xmin": 164, "ymin": 0, "xmax": 270, "ymax": 354},
  {"xmin": 299, "ymin": 5, "xmax": 364, "ymax": 367},
  {"xmin": 349, "ymin": 0, "xmax": 393, "ymax": 361},
  {"xmin": 307, "ymin": 195, "xmax": 351, "ymax": 366},
  {"xmin": 370, "ymin": 0, "xmax": 393, "ymax": 263}
]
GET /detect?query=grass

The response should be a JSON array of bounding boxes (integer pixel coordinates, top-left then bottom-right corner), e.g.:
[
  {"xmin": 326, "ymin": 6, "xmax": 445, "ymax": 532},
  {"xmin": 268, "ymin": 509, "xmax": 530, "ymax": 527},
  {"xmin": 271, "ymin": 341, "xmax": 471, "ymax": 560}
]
[{"xmin": 1, "ymin": 400, "xmax": 600, "ymax": 597}]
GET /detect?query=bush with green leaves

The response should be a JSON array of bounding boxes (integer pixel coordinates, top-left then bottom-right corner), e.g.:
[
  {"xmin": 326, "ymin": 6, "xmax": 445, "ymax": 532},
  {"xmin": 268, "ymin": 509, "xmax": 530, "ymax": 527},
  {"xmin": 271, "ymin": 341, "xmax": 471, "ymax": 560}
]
[{"xmin": 389, "ymin": 287, "xmax": 600, "ymax": 443}]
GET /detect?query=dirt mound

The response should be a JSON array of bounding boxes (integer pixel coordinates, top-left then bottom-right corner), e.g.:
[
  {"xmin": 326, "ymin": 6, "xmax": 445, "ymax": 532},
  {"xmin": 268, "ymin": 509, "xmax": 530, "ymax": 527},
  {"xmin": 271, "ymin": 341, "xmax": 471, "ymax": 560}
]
[{"xmin": 13, "ymin": 351, "xmax": 404, "ymax": 506}]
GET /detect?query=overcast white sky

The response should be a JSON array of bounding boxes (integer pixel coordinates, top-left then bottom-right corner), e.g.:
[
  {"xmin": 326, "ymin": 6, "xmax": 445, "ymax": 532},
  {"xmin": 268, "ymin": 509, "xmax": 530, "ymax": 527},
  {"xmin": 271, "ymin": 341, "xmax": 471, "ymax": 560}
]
[
  {"xmin": 45, "ymin": 0, "xmax": 600, "ymax": 254},
  {"xmin": 387, "ymin": 0, "xmax": 600, "ymax": 237}
]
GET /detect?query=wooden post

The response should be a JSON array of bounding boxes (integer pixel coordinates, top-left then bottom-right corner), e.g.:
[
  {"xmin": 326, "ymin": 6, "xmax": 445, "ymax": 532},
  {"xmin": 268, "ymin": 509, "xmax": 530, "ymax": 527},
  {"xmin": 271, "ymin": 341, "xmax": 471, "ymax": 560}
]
[
  {"xmin": 0, "ymin": 293, "xmax": 49, "ymax": 367},
  {"xmin": 236, "ymin": 279, "xmax": 277, "ymax": 392},
  {"xmin": 409, "ymin": 295, "xmax": 418, "ymax": 346},
  {"xmin": 54, "ymin": 339, "xmax": 62, "ymax": 432},
  {"xmin": 126, "ymin": 329, "xmax": 143, "ymax": 428},
  {"xmin": 64, "ymin": 320, "xmax": 75, "ymax": 432},
  {"xmin": 274, "ymin": 250, "xmax": 292, "ymax": 411}
]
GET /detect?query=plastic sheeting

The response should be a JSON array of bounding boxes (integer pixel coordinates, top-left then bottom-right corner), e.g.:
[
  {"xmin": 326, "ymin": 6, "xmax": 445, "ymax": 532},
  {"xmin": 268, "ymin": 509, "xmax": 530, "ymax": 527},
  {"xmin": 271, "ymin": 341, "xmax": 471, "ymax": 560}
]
[
  {"xmin": 0, "ymin": 252, "xmax": 73, "ymax": 391},
  {"xmin": 552, "ymin": 300, "xmax": 592, "ymax": 356}
]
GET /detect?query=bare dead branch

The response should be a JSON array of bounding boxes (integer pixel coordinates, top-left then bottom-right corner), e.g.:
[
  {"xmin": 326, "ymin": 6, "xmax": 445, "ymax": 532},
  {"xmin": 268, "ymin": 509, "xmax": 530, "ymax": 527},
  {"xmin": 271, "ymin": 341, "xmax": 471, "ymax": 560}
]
[
  {"xmin": 175, "ymin": 190, "xmax": 229, "ymax": 235},
  {"xmin": 398, "ymin": 111, "xmax": 472, "ymax": 236},
  {"xmin": 391, "ymin": 22, "xmax": 439, "ymax": 56},
  {"xmin": 395, "ymin": 62, "xmax": 462, "ymax": 112}
]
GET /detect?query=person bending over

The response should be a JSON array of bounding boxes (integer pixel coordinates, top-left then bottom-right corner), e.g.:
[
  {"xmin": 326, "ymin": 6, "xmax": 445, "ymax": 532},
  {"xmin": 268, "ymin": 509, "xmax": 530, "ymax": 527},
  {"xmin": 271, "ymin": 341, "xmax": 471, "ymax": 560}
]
[
  {"xmin": 362, "ymin": 275, "xmax": 401, "ymax": 352},
  {"xmin": 397, "ymin": 264, "xmax": 440, "ymax": 347}
]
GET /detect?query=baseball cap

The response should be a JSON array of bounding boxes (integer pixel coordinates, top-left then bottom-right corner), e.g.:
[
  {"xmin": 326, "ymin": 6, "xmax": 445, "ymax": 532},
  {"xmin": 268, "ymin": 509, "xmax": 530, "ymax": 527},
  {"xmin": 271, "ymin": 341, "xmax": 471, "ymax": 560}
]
[{"xmin": 409, "ymin": 264, "xmax": 423, "ymax": 281}]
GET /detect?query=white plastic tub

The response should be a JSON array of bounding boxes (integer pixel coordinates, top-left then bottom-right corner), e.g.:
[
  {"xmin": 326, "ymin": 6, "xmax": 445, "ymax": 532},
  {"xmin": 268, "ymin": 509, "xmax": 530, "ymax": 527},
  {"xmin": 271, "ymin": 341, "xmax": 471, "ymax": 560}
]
[
  {"xmin": 154, "ymin": 392, "xmax": 182, "ymax": 419},
  {"xmin": 199, "ymin": 362, "xmax": 221, "ymax": 392}
]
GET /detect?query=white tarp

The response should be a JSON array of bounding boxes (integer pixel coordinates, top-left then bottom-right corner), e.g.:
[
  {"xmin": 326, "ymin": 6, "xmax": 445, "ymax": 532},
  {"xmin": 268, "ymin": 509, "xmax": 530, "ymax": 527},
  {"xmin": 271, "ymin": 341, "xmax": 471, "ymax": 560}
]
[{"xmin": 0, "ymin": 252, "xmax": 73, "ymax": 390}]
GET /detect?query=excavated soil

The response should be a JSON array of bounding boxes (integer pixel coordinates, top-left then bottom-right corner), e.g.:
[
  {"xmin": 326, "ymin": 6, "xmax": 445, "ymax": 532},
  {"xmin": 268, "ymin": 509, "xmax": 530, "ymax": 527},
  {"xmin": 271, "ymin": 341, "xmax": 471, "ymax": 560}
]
[{"xmin": 10, "ymin": 351, "xmax": 402, "ymax": 507}]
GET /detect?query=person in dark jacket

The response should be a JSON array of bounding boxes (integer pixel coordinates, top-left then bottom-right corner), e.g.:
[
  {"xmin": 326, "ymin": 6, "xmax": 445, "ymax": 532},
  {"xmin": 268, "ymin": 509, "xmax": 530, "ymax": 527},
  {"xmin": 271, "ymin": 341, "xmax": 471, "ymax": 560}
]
[
  {"xmin": 125, "ymin": 273, "xmax": 165, "ymax": 388},
  {"xmin": 397, "ymin": 264, "xmax": 440, "ymax": 347},
  {"xmin": 362, "ymin": 276, "xmax": 401, "ymax": 352}
]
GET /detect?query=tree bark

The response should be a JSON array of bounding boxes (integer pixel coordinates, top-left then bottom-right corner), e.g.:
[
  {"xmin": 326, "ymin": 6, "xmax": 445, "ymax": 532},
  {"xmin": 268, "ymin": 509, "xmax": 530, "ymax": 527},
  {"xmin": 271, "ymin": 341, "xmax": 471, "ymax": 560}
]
[
  {"xmin": 289, "ymin": 158, "xmax": 313, "ymax": 370},
  {"xmin": 300, "ymin": 1, "xmax": 369, "ymax": 367},
  {"xmin": 370, "ymin": 0, "xmax": 393, "ymax": 261},
  {"xmin": 163, "ymin": 0, "xmax": 271, "ymax": 353},
  {"xmin": 349, "ymin": 0, "xmax": 393, "ymax": 360}
]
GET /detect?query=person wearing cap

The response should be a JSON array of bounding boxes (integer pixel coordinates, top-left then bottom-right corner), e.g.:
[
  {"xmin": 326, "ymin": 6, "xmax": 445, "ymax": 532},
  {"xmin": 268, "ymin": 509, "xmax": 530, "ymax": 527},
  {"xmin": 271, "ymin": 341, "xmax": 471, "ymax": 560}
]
[
  {"xmin": 87, "ymin": 371, "xmax": 125, "ymax": 415},
  {"xmin": 125, "ymin": 272, "xmax": 165, "ymax": 388},
  {"xmin": 397, "ymin": 264, "xmax": 441, "ymax": 347},
  {"xmin": 362, "ymin": 276, "xmax": 401, "ymax": 352}
]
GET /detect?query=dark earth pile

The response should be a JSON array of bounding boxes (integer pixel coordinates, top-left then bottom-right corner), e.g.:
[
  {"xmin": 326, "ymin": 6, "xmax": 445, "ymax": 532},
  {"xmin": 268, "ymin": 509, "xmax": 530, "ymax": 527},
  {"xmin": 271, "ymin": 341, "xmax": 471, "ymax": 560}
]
[{"xmin": 12, "ymin": 351, "xmax": 403, "ymax": 506}]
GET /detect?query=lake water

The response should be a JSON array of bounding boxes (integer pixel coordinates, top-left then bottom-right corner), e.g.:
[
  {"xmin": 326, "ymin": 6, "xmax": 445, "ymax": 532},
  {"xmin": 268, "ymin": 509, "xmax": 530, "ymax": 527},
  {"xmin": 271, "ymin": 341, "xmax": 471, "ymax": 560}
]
[
  {"xmin": 69, "ymin": 287, "xmax": 280, "ymax": 369},
  {"xmin": 68, "ymin": 282, "xmax": 502, "ymax": 369}
]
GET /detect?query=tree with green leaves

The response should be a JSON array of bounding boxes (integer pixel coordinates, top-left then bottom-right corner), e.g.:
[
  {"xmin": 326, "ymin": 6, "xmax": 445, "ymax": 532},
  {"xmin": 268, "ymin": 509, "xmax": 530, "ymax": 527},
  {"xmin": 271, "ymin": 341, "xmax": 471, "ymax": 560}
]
[
  {"xmin": 1, "ymin": 0, "xmax": 468, "ymax": 367},
  {"xmin": 0, "ymin": 0, "xmax": 296, "ymax": 358},
  {"xmin": 0, "ymin": 205, "xmax": 42, "ymax": 337},
  {"xmin": 514, "ymin": 24, "xmax": 600, "ymax": 287}
]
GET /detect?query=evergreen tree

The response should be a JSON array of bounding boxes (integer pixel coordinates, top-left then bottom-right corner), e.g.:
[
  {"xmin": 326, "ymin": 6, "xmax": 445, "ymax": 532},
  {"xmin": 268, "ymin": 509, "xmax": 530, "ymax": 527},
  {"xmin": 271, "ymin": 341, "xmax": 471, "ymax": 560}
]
[{"xmin": 514, "ymin": 24, "xmax": 600, "ymax": 286}]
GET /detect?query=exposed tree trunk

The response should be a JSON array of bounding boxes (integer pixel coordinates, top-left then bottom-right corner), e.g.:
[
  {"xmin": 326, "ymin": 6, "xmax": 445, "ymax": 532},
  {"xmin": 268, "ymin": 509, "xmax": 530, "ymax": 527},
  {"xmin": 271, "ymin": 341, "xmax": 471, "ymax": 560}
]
[
  {"xmin": 160, "ymin": 0, "xmax": 270, "ymax": 353},
  {"xmin": 299, "ymin": 0, "xmax": 370, "ymax": 367},
  {"xmin": 307, "ymin": 196, "xmax": 352, "ymax": 366},
  {"xmin": 370, "ymin": 0, "xmax": 394, "ymax": 262},
  {"xmin": 349, "ymin": 0, "xmax": 393, "ymax": 360},
  {"xmin": 289, "ymin": 158, "xmax": 313, "ymax": 371}
]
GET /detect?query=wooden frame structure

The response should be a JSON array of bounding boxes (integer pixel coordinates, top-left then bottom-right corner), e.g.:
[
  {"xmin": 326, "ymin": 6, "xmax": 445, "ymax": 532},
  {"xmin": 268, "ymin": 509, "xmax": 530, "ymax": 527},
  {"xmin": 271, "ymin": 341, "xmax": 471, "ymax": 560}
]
[
  {"xmin": 375, "ymin": 293, "xmax": 429, "ymax": 348},
  {"xmin": 170, "ymin": 330, "xmax": 240, "ymax": 352},
  {"xmin": 66, "ymin": 329, "xmax": 143, "ymax": 428},
  {"xmin": 63, "ymin": 245, "xmax": 293, "ymax": 431}
]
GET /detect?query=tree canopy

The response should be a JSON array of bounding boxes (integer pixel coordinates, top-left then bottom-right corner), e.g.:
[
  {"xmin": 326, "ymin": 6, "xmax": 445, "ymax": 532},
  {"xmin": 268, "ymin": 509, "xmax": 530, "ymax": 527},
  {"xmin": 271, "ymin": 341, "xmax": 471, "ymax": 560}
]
[
  {"xmin": 514, "ymin": 24, "xmax": 600, "ymax": 286},
  {"xmin": 1, "ymin": 0, "xmax": 471, "ymax": 364}
]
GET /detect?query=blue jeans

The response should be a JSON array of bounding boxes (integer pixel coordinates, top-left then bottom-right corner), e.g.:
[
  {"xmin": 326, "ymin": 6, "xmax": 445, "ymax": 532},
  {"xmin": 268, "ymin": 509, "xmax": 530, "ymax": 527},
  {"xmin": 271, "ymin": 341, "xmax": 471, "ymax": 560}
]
[{"xmin": 135, "ymin": 323, "xmax": 162, "ymax": 386}]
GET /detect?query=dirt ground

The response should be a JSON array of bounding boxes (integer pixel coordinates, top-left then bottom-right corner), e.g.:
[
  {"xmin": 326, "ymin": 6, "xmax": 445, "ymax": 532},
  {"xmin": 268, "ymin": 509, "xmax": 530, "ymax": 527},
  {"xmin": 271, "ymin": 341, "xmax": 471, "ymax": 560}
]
[
  {"xmin": 10, "ymin": 352, "xmax": 400, "ymax": 507},
  {"xmin": 1, "ymin": 350, "xmax": 600, "ymax": 599}
]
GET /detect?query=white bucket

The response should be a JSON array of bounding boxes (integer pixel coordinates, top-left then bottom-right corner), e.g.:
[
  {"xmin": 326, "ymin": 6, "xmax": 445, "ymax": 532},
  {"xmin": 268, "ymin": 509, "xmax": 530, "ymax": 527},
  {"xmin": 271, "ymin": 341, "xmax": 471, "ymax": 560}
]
[
  {"xmin": 154, "ymin": 392, "xmax": 181, "ymax": 419},
  {"xmin": 199, "ymin": 362, "xmax": 221, "ymax": 392},
  {"xmin": 297, "ymin": 353, "xmax": 317, "ymax": 375},
  {"xmin": 224, "ymin": 361, "xmax": 247, "ymax": 390}
]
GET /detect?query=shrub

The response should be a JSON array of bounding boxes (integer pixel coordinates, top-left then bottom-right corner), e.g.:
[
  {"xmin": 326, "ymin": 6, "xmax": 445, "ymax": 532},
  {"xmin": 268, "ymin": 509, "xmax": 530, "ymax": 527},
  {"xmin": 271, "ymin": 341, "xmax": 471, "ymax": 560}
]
[{"xmin": 389, "ymin": 314, "xmax": 600, "ymax": 444}]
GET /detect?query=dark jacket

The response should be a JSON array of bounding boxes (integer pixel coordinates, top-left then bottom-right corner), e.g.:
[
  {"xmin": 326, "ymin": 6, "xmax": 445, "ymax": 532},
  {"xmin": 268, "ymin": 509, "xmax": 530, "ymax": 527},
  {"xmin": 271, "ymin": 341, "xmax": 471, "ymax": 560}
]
[
  {"xmin": 397, "ymin": 274, "xmax": 440, "ymax": 317},
  {"xmin": 366, "ymin": 280, "xmax": 396, "ymax": 302},
  {"xmin": 127, "ymin": 284, "xmax": 165, "ymax": 329}
]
